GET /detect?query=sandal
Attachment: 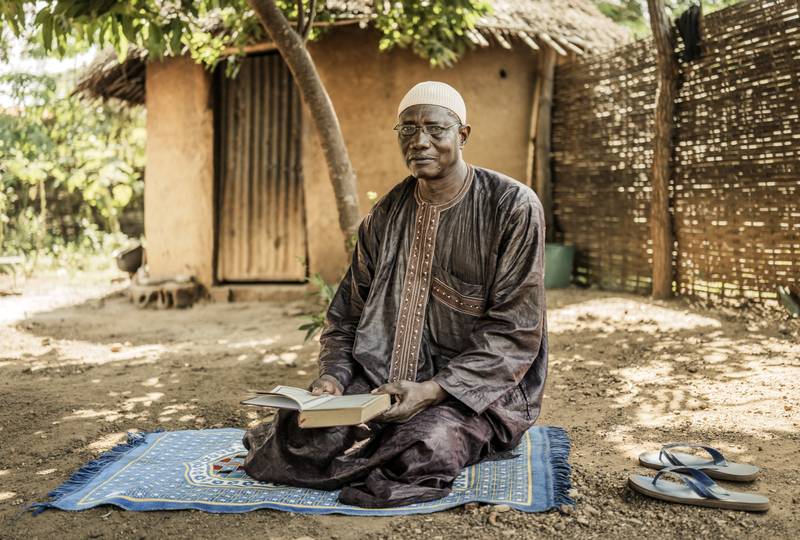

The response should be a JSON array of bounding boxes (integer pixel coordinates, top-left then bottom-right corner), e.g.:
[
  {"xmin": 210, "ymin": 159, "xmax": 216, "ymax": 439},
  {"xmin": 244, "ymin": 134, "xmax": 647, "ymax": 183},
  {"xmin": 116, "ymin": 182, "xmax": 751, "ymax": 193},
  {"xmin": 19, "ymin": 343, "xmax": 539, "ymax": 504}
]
[
  {"xmin": 638, "ymin": 443, "xmax": 759, "ymax": 481},
  {"xmin": 628, "ymin": 466, "xmax": 770, "ymax": 511}
]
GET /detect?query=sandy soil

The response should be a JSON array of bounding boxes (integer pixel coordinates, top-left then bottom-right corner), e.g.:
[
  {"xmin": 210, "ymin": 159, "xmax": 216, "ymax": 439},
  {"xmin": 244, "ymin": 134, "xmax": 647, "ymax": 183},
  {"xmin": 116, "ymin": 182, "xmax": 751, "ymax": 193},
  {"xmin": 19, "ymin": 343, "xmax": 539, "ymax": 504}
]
[{"xmin": 1, "ymin": 273, "xmax": 799, "ymax": 540}]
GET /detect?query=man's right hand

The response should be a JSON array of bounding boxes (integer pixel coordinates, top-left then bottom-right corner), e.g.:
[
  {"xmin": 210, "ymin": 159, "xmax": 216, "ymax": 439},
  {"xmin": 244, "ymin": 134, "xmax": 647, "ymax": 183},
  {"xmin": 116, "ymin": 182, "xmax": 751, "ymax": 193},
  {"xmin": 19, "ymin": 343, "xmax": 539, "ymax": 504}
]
[{"xmin": 310, "ymin": 378, "xmax": 343, "ymax": 396}]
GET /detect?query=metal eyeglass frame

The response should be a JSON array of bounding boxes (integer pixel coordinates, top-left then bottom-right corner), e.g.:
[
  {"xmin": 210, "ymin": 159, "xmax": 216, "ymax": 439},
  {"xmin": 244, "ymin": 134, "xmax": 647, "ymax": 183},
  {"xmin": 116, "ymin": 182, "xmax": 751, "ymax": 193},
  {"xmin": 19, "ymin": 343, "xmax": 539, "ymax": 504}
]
[{"xmin": 393, "ymin": 122, "xmax": 462, "ymax": 137}]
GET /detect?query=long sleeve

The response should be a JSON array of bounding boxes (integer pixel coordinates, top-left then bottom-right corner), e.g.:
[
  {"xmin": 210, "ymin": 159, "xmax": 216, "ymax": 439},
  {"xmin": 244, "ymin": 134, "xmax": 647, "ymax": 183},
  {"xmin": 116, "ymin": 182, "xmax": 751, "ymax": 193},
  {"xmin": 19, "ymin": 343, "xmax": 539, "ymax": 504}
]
[
  {"xmin": 432, "ymin": 200, "xmax": 546, "ymax": 415},
  {"xmin": 317, "ymin": 209, "xmax": 383, "ymax": 390}
]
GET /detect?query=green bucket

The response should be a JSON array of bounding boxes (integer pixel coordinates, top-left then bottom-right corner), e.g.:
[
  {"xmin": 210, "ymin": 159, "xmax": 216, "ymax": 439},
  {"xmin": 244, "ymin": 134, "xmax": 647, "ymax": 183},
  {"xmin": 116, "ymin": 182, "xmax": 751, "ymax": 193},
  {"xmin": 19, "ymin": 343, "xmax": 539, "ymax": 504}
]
[{"xmin": 544, "ymin": 244, "xmax": 575, "ymax": 289}]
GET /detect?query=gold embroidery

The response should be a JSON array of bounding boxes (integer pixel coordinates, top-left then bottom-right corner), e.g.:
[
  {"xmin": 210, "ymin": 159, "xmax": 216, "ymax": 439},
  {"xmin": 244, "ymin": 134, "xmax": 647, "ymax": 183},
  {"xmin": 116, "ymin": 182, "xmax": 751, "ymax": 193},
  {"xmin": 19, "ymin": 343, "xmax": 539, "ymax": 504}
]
[
  {"xmin": 388, "ymin": 167, "xmax": 474, "ymax": 383},
  {"xmin": 431, "ymin": 278, "xmax": 484, "ymax": 316}
]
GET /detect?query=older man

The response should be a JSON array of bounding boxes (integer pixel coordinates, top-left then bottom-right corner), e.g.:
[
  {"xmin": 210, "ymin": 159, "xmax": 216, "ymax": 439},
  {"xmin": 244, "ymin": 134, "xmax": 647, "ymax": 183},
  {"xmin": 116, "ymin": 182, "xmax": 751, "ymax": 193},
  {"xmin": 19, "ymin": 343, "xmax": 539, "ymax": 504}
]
[{"xmin": 243, "ymin": 81, "xmax": 548, "ymax": 508}]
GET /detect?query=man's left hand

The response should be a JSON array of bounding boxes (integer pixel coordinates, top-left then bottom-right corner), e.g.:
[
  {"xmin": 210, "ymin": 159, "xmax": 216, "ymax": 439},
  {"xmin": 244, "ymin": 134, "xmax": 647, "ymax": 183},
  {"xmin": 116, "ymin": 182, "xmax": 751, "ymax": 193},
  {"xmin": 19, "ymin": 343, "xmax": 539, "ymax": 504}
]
[{"xmin": 372, "ymin": 380, "xmax": 448, "ymax": 424}]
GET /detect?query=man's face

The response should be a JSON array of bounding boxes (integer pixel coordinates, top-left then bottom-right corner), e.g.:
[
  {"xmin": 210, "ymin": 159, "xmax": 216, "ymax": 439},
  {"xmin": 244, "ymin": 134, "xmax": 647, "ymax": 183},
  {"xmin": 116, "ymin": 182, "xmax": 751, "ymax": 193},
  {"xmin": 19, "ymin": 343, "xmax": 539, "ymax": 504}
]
[{"xmin": 397, "ymin": 104, "xmax": 470, "ymax": 181}]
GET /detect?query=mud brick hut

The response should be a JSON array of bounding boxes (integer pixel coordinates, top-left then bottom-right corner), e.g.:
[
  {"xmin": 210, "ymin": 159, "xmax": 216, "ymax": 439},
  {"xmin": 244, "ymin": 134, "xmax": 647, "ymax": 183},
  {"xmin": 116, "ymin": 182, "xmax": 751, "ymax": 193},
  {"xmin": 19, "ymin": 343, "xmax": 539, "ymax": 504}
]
[{"xmin": 75, "ymin": 0, "xmax": 626, "ymax": 300}]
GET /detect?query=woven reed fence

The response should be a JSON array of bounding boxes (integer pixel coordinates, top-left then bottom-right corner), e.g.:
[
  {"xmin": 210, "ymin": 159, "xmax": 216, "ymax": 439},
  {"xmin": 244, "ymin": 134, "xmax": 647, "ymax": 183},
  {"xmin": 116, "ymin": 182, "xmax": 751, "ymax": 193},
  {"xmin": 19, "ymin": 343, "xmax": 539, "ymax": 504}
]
[{"xmin": 552, "ymin": 0, "xmax": 800, "ymax": 303}]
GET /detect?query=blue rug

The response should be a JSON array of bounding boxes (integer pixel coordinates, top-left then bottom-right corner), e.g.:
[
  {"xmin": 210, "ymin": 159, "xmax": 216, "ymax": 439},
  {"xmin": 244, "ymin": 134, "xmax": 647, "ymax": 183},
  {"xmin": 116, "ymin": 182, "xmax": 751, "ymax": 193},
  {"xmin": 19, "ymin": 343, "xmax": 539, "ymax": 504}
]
[{"xmin": 25, "ymin": 426, "xmax": 572, "ymax": 517}]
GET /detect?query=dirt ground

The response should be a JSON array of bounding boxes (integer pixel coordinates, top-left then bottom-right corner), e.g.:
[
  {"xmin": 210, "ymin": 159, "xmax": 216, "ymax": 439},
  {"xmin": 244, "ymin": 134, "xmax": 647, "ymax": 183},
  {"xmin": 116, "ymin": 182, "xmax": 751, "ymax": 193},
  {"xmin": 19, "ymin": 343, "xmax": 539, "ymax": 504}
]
[{"xmin": 1, "ymin": 272, "xmax": 799, "ymax": 540}]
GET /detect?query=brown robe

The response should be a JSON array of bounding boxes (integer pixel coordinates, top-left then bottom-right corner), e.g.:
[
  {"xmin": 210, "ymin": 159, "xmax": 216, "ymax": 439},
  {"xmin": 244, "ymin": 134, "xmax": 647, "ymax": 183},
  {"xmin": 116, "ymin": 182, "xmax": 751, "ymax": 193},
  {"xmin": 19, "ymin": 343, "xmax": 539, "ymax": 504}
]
[{"xmin": 243, "ymin": 166, "xmax": 548, "ymax": 508}]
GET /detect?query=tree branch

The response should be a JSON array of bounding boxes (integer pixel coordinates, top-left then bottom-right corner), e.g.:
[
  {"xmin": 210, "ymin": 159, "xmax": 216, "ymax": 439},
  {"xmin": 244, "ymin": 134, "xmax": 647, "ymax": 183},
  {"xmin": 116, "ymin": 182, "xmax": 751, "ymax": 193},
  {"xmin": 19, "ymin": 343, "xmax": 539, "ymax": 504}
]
[
  {"xmin": 296, "ymin": 0, "xmax": 305, "ymax": 34},
  {"xmin": 302, "ymin": 0, "xmax": 317, "ymax": 42}
]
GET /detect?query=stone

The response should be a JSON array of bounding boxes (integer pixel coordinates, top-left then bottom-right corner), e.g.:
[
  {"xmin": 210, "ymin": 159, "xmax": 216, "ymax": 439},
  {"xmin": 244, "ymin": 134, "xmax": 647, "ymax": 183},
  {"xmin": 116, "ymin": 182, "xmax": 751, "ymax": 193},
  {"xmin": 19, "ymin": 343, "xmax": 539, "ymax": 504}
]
[
  {"xmin": 464, "ymin": 502, "xmax": 480, "ymax": 511},
  {"xmin": 488, "ymin": 512, "xmax": 499, "ymax": 526},
  {"xmin": 561, "ymin": 504, "xmax": 573, "ymax": 515},
  {"xmin": 576, "ymin": 517, "xmax": 590, "ymax": 526},
  {"xmin": 109, "ymin": 343, "xmax": 123, "ymax": 352},
  {"xmin": 41, "ymin": 337, "xmax": 53, "ymax": 346},
  {"xmin": 554, "ymin": 522, "xmax": 566, "ymax": 531},
  {"xmin": 785, "ymin": 405, "xmax": 793, "ymax": 411},
  {"xmin": 584, "ymin": 504, "xmax": 600, "ymax": 517},
  {"xmin": 493, "ymin": 504, "xmax": 511, "ymax": 513}
]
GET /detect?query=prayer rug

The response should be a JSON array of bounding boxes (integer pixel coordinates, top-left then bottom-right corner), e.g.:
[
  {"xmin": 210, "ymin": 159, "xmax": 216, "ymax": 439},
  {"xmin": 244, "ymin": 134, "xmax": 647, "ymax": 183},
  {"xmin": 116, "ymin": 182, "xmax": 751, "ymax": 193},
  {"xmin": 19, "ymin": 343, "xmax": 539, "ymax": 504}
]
[{"xmin": 25, "ymin": 426, "xmax": 572, "ymax": 517}]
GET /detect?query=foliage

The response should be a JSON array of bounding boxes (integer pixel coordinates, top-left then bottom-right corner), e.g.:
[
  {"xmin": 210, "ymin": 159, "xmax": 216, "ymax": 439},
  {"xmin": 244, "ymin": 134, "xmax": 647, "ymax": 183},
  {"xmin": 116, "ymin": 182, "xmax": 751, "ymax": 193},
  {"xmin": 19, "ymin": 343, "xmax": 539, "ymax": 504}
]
[
  {"xmin": 592, "ymin": 0, "xmax": 744, "ymax": 38},
  {"xmin": 375, "ymin": 0, "xmax": 491, "ymax": 67},
  {"xmin": 0, "ymin": 67, "xmax": 145, "ymax": 273},
  {"xmin": 0, "ymin": 1, "xmax": 492, "ymax": 74},
  {"xmin": 296, "ymin": 257, "xmax": 339, "ymax": 344}
]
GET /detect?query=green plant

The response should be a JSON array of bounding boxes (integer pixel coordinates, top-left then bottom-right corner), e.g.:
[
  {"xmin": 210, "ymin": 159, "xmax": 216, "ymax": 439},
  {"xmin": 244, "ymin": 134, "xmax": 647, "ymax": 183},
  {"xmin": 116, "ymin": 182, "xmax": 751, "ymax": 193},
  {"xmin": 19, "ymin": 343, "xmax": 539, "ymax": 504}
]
[
  {"xmin": 0, "ymin": 65, "xmax": 145, "ymax": 273},
  {"xmin": 296, "ymin": 256, "xmax": 339, "ymax": 344}
]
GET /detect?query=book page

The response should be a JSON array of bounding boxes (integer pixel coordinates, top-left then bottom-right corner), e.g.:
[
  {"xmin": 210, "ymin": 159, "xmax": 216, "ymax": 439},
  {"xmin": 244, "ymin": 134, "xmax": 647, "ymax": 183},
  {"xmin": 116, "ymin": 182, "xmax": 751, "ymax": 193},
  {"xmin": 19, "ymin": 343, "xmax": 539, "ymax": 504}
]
[
  {"xmin": 246, "ymin": 386, "xmax": 335, "ymax": 409},
  {"xmin": 309, "ymin": 393, "xmax": 387, "ymax": 411}
]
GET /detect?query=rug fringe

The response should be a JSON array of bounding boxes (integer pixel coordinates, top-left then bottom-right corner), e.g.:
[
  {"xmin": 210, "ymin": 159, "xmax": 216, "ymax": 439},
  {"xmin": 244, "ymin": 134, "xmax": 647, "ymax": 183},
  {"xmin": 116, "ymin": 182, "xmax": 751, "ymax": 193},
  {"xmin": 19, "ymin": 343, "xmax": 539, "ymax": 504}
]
[
  {"xmin": 545, "ymin": 426, "xmax": 575, "ymax": 509},
  {"xmin": 17, "ymin": 429, "xmax": 163, "ymax": 520}
]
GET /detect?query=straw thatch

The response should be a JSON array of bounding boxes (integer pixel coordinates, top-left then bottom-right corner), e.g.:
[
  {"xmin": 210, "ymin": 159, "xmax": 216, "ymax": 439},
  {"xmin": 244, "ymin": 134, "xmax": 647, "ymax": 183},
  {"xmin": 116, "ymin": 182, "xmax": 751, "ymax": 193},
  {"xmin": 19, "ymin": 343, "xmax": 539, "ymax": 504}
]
[{"xmin": 74, "ymin": 0, "xmax": 628, "ymax": 105}]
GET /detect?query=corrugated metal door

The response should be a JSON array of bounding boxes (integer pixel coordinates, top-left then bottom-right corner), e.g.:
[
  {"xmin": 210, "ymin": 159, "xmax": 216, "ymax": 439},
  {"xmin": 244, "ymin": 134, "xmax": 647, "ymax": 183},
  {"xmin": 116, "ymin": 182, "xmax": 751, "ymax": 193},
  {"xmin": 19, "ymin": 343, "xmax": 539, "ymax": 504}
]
[{"xmin": 216, "ymin": 53, "xmax": 306, "ymax": 282}]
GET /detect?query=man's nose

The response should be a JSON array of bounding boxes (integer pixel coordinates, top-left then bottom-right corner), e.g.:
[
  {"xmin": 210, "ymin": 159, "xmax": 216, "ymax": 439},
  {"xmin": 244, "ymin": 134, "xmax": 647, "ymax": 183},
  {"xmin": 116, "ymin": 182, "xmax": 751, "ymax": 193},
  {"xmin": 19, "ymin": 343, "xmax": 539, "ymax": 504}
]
[{"xmin": 409, "ymin": 131, "xmax": 431, "ymax": 149}]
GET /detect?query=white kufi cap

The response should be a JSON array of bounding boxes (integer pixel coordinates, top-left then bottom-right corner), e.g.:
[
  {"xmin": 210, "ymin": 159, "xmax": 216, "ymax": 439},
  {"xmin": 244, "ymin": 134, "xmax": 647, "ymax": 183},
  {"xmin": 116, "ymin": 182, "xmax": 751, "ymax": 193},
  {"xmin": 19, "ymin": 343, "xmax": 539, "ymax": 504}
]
[{"xmin": 398, "ymin": 81, "xmax": 466, "ymax": 124}]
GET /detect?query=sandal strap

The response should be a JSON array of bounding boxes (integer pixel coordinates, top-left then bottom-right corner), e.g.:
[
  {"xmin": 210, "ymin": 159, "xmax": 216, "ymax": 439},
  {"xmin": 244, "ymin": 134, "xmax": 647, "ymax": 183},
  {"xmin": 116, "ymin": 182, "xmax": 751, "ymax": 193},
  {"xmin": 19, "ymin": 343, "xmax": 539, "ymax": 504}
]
[
  {"xmin": 652, "ymin": 466, "xmax": 730, "ymax": 500},
  {"xmin": 659, "ymin": 443, "xmax": 728, "ymax": 467}
]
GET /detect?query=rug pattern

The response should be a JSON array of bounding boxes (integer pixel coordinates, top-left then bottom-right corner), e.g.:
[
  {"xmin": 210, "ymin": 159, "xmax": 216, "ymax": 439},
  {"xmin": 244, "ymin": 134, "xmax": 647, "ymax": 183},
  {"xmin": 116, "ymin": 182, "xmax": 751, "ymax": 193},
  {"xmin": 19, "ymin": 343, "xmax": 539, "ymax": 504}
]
[{"xmin": 27, "ymin": 426, "xmax": 572, "ymax": 516}]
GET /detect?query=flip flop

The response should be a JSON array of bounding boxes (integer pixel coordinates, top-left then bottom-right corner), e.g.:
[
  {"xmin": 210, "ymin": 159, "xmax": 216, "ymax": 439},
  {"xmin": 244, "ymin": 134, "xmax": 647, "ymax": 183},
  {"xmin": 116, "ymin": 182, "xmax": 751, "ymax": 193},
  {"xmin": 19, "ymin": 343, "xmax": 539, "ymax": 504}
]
[
  {"xmin": 638, "ymin": 443, "xmax": 760, "ymax": 481},
  {"xmin": 628, "ymin": 466, "xmax": 770, "ymax": 512}
]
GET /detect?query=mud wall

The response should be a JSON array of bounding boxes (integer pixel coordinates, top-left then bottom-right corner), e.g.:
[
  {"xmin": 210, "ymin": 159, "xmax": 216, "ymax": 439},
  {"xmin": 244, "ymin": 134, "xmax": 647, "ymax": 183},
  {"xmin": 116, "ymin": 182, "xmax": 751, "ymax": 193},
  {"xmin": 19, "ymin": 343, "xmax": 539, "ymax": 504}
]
[{"xmin": 144, "ymin": 56, "xmax": 215, "ymax": 289}]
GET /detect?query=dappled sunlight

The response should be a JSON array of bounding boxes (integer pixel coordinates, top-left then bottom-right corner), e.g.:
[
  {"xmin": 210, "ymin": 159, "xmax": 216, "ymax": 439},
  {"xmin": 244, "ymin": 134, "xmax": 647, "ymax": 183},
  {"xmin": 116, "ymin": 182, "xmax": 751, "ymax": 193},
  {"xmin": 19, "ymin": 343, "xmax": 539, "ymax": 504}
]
[
  {"xmin": 87, "ymin": 432, "xmax": 128, "ymax": 453},
  {"xmin": 157, "ymin": 402, "xmax": 198, "ymax": 423},
  {"xmin": 36, "ymin": 468, "xmax": 57, "ymax": 475},
  {"xmin": 542, "ymin": 287, "xmax": 800, "ymax": 521},
  {"xmin": 0, "ymin": 492, "xmax": 16, "ymax": 502},
  {"xmin": 549, "ymin": 297, "xmax": 721, "ymax": 335},
  {"xmin": 61, "ymin": 392, "xmax": 165, "ymax": 424},
  {"xmin": 121, "ymin": 392, "xmax": 165, "ymax": 410},
  {"xmin": 229, "ymin": 337, "xmax": 279, "ymax": 349}
]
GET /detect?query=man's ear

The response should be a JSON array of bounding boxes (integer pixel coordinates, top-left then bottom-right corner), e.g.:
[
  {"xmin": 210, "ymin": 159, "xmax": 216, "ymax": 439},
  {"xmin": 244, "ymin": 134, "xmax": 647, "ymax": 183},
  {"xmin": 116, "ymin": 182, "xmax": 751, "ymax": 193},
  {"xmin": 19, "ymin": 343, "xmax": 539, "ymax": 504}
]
[{"xmin": 459, "ymin": 124, "xmax": 471, "ymax": 148}]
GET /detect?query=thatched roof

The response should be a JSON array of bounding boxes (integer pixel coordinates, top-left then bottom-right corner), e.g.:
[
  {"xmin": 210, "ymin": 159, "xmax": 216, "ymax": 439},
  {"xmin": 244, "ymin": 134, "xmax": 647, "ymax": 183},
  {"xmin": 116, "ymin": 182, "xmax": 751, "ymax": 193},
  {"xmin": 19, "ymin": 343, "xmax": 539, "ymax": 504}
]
[{"xmin": 75, "ymin": 0, "xmax": 628, "ymax": 106}]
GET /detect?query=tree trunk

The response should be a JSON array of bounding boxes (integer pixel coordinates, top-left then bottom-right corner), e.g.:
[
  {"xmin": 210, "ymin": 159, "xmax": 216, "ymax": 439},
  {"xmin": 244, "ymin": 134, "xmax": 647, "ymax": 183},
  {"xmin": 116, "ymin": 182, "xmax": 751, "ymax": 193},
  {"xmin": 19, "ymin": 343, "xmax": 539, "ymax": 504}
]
[
  {"xmin": 248, "ymin": 0, "xmax": 362, "ymax": 248},
  {"xmin": 535, "ymin": 46, "xmax": 557, "ymax": 244},
  {"xmin": 647, "ymin": 0, "xmax": 679, "ymax": 299}
]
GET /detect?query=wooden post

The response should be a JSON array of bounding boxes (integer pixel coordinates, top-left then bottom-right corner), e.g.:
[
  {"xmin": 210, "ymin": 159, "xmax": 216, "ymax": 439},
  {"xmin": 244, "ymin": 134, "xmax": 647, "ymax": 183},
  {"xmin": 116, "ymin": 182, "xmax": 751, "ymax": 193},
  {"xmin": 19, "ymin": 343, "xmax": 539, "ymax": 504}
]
[
  {"xmin": 647, "ymin": 0, "xmax": 679, "ymax": 299},
  {"xmin": 525, "ymin": 59, "xmax": 544, "ymax": 189},
  {"xmin": 535, "ymin": 46, "xmax": 557, "ymax": 244}
]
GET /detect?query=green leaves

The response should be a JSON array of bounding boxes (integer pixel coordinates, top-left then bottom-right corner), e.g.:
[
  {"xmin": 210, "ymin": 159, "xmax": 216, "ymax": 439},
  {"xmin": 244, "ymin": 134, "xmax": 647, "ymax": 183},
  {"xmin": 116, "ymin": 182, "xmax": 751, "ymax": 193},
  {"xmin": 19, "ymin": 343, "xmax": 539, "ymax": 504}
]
[
  {"xmin": 0, "ymin": 70, "xmax": 145, "ymax": 254},
  {"xmin": 374, "ymin": 0, "xmax": 492, "ymax": 67},
  {"xmin": 2, "ymin": 1, "xmax": 495, "ymax": 73}
]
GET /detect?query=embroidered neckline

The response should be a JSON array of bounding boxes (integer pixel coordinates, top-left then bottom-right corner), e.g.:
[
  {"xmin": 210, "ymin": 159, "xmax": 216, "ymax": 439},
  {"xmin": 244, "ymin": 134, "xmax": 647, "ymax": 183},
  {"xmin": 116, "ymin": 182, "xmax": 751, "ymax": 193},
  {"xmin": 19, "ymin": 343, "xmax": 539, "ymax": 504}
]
[
  {"xmin": 413, "ymin": 165, "xmax": 474, "ymax": 211},
  {"xmin": 389, "ymin": 165, "xmax": 474, "ymax": 383}
]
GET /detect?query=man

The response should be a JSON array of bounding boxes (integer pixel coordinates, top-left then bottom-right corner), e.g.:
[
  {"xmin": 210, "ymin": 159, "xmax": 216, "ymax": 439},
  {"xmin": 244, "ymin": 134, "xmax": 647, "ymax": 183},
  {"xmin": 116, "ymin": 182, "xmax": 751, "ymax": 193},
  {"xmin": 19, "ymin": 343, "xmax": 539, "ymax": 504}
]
[{"xmin": 243, "ymin": 81, "xmax": 548, "ymax": 508}]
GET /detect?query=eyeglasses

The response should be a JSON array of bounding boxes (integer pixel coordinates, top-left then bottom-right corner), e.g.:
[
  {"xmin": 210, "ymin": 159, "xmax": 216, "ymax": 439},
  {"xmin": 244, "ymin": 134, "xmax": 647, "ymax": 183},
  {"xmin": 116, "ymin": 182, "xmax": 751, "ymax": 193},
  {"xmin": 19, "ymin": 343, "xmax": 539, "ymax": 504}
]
[{"xmin": 393, "ymin": 122, "xmax": 462, "ymax": 137}]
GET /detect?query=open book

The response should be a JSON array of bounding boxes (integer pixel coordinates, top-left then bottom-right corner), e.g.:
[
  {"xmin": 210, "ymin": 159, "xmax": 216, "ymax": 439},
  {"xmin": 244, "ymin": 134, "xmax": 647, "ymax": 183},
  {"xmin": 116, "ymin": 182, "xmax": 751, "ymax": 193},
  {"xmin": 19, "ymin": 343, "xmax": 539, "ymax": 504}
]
[{"xmin": 241, "ymin": 385, "xmax": 391, "ymax": 428}]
